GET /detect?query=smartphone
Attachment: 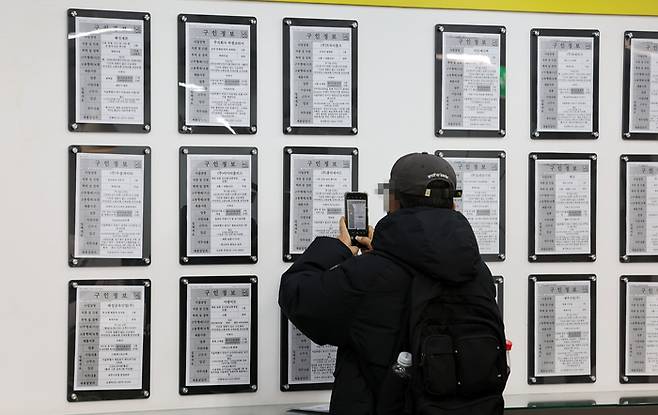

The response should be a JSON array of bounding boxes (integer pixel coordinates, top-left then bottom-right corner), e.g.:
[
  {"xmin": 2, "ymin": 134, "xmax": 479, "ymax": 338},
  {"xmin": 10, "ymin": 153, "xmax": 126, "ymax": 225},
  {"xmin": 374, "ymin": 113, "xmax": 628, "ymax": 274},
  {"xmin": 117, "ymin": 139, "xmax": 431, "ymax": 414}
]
[{"xmin": 345, "ymin": 192, "xmax": 369, "ymax": 243}]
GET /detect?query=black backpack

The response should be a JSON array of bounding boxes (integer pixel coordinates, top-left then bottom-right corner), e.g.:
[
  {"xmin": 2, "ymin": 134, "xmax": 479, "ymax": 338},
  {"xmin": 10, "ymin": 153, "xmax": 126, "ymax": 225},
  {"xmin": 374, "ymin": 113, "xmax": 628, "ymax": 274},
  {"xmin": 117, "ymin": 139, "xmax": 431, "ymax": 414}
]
[{"xmin": 376, "ymin": 257, "xmax": 509, "ymax": 415}]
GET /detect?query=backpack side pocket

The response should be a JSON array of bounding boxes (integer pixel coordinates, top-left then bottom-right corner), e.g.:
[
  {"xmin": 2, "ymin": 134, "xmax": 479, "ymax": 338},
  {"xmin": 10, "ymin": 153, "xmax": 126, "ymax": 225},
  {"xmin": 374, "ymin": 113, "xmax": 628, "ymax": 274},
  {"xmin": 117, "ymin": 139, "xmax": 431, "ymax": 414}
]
[{"xmin": 421, "ymin": 334, "xmax": 457, "ymax": 397}]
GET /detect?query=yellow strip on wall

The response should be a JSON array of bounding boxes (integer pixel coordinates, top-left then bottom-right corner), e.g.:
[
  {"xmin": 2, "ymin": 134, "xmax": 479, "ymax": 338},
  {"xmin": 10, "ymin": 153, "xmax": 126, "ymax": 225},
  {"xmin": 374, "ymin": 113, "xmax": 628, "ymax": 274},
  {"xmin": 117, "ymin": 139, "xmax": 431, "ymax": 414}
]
[{"xmin": 258, "ymin": 0, "xmax": 658, "ymax": 17}]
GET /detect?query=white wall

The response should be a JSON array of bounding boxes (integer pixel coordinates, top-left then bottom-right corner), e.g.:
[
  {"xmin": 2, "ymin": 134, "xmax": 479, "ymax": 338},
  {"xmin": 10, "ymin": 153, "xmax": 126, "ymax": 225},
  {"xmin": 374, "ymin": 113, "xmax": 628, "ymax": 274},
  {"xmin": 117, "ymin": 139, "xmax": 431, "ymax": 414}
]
[{"xmin": 1, "ymin": 0, "xmax": 658, "ymax": 414}]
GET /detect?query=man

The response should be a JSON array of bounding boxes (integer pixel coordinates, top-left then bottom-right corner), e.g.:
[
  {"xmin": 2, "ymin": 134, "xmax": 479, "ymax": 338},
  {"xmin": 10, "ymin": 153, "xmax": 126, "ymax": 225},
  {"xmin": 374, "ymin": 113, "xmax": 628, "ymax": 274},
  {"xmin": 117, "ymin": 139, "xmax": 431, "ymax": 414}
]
[{"xmin": 279, "ymin": 153, "xmax": 507, "ymax": 414}]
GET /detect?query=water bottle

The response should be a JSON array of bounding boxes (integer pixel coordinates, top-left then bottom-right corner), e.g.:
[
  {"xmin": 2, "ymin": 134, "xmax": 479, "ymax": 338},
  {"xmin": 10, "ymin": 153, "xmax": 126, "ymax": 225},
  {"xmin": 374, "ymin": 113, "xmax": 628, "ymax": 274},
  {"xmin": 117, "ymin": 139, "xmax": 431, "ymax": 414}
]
[{"xmin": 391, "ymin": 351, "xmax": 413, "ymax": 379}]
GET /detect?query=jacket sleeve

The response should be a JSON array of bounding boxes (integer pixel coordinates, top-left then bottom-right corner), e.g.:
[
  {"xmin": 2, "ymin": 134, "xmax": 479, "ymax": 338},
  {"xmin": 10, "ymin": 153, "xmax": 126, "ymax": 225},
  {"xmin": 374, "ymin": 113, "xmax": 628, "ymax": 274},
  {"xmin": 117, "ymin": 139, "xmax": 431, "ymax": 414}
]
[{"xmin": 279, "ymin": 237, "xmax": 362, "ymax": 347}]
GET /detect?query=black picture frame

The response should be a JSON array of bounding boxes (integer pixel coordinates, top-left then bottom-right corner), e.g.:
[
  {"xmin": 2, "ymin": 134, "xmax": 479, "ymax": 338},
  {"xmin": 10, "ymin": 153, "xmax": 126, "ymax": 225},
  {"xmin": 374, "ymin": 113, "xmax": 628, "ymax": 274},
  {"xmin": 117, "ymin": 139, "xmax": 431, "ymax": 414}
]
[
  {"xmin": 619, "ymin": 275, "xmax": 658, "ymax": 384},
  {"xmin": 436, "ymin": 150, "xmax": 506, "ymax": 261},
  {"xmin": 620, "ymin": 155, "xmax": 658, "ymax": 262},
  {"xmin": 434, "ymin": 24, "xmax": 507, "ymax": 138},
  {"xmin": 179, "ymin": 276, "xmax": 258, "ymax": 395},
  {"xmin": 177, "ymin": 14, "xmax": 257, "ymax": 135},
  {"xmin": 622, "ymin": 31, "xmax": 658, "ymax": 140},
  {"xmin": 179, "ymin": 147, "xmax": 258, "ymax": 265},
  {"xmin": 67, "ymin": 9, "xmax": 151, "ymax": 133},
  {"xmin": 280, "ymin": 312, "xmax": 336, "ymax": 392},
  {"xmin": 67, "ymin": 279, "xmax": 151, "ymax": 402},
  {"xmin": 283, "ymin": 146, "xmax": 359, "ymax": 262},
  {"xmin": 68, "ymin": 145, "xmax": 152, "ymax": 267},
  {"xmin": 530, "ymin": 28, "xmax": 600, "ymax": 140},
  {"xmin": 528, "ymin": 274, "xmax": 597, "ymax": 385},
  {"xmin": 282, "ymin": 18, "xmax": 358, "ymax": 135},
  {"xmin": 528, "ymin": 152, "xmax": 597, "ymax": 262},
  {"xmin": 494, "ymin": 276, "xmax": 504, "ymax": 318}
]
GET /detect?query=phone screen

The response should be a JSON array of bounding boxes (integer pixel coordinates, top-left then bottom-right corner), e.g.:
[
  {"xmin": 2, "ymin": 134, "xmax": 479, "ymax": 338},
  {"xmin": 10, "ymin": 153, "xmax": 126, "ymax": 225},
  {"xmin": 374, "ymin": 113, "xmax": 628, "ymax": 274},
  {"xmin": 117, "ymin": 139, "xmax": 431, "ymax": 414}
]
[{"xmin": 347, "ymin": 199, "xmax": 367, "ymax": 230}]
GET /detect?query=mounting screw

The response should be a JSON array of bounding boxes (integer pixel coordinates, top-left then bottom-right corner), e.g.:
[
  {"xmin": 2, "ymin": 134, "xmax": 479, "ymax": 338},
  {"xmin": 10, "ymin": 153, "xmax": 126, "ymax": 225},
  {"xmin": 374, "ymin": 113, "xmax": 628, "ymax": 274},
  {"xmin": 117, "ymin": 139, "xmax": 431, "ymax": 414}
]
[
  {"xmin": 144, "ymin": 258, "xmax": 151, "ymax": 264},
  {"xmin": 250, "ymin": 125, "xmax": 257, "ymax": 133},
  {"xmin": 530, "ymin": 276, "xmax": 537, "ymax": 282},
  {"xmin": 532, "ymin": 131, "xmax": 540, "ymax": 138},
  {"xmin": 144, "ymin": 14, "xmax": 150, "ymax": 21},
  {"xmin": 351, "ymin": 21, "xmax": 358, "ymax": 28},
  {"xmin": 250, "ymin": 384, "xmax": 257, "ymax": 391},
  {"xmin": 283, "ymin": 384, "xmax": 290, "ymax": 391},
  {"xmin": 622, "ymin": 277, "xmax": 629, "ymax": 283},
  {"xmin": 593, "ymin": 31, "xmax": 600, "ymax": 38},
  {"xmin": 181, "ymin": 125, "xmax": 191, "ymax": 133},
  {"xmin": 590, "ymin": 375, "xmax": 596, "ymax": 382},
  {"xmin": 500, "ymin": 27, "xmax": 506, "ymax": 34},
  {"xmin": 627, "ymin": 32, "xmax": 634, "ymax": 39},
  {"xmin": 144, "ymin": 148, "xmax": 151, "ymax": 155},
  {"xmin": 531, "ymin": 154, "xmax": 538, "ymax": 160},
  {"xmin": 181, "ymin": 387, "xmax": 189, "ymax": 394},
  {"xmin": 437, "ymin": 152, "xmax": 444, "ymax": 157},
  {"xmin": 144, "ymin": 280, "xmax": 151, "ymax": 287},
  {"xmin": 437, "ymin": 129, "xmax": 444, "ymax": 136},
  {"xmin": 589, "ymin": 254, "xmax": 597, "ymax": 261},
  {"xmin": 498, "ymin": 254, "xmax": 506, "ymax": 260},
  {"xmin": 499, "ymin": 152, "xmax": 506, "ymax": 159},
  {"xmin": 590, "ymin": 275, "xmax": 597, "ymax": 281},
  {"xmin": 182, "ymin": 148, "xmax": 189, "ymax": 154},
  {"xmin": 351, "ymin": 127, "xmax": 358, "ymax": 134},
  {"xmin": 251, "ymin": 148, "xmax": 258, "ymax": 155},
  {"xmin": 438, "ymin": 26, "xmax": 444, "ymax": 32},
  {"xmin": 621, "ymin": 156, "xmax": 629, "ymax": 162},
  {"xmin": 529, "ymin": 377, "xmax": 537, "ymax": 384},
  {"xmin": 182, "ymin": 256, "xmax": 189, "ymax": 263},
  {"xmin": 495, "ymin": 277, "xmax": 503, "ymax": 284},
  {"xmin": 624, "ymin": 132, "xmax": 631, "ymax": 138},
  {"xmin": 250, "ymin": 277, "xmax": 258, "ymax": 283},
  {"xmin": 70, "ymin": 393, "xmax": 78, "ymax": 401},
  {"xmin": 143, "ymin": 390, "xmax": 150, "ymax": 397},
  {"xmin": 71, "ymin": 123, "xmax": 79, "ymax": 131},
  {"xmin": 621, "ymin": 255, "xmax": 629, "ymax": 262},
  {"xmin": 143, "ymin": 124, "xmax": 151, "ymax": 132},
  {"xmin": 284, "ymin": 19, "xmax": 292, "ymax": 26},
  {"xmin": 250, "ymin": 18, "xmax": 257, "ymax": 25},
  {"xmin": 286, "ymin": 148, "xmax": 293, "ymax": 155},
  {"xmin": 71, "ymin": 282, "xmax": 78, "ymax": 288},
  {"xmin": 622, "ymin": 376, "xmax": 629, "ymax": 383},
  {"xmin": 532, "ymin": 30, "xmax": 540, "ymax": 36},
  {"xmin": 285, "ymin": 126, "xmax": 292, "ymax": 133},
  {"xmin": 499, "ymin": 129, "xmax": 506, "ymax": 136},
  {"xmin": 592, "ymin": 131, "xmax": 599, "ymax": 138},
  {"xmin": 71, "ymin": 258, "xmax": 79, "ymax": 266},
  {"xmin": 590, "ymin": 154, "xmax": 597, "ymax": 161},
  {"xmin": 250, "ymin": 256, "xmax": 258, "ymax": 263},
  {"xmin": 70, "ymin": 10, "xmax": 77, "ymax": 17},
  {"xmin": 284, "ymin": 254, "xmax": 293, "ymax": 261},
  {"xmin": 180, "ymin": 15, "xmax": 187, "ymax": 22},
  {"xmin": 71, "ymin": 146, "xmax": 79, "ymax": 154},
  {"xmin": 182, "ymin": 278, "xmax": 189, "ymax": 285},
  {"xmin": 352, "ymin": 149, "xmax": 359, "ymax": 156}
]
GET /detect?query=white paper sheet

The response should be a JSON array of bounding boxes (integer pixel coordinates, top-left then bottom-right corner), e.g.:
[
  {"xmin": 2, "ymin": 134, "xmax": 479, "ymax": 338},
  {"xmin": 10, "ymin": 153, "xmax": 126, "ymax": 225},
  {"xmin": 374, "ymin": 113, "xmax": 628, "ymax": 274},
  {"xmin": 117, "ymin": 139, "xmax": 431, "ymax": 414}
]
[
  {"xmin": 626, "ymin": 283, "xmax": 658, "ymax": 376},
  {"xmin": 74, "ymin": 285, "xmax": 145, "ymax": 390},
  {"xmin": 288, "ymin": 321, "xmax": 337, "ymax": 384},
  {"xmin": 626, "ymin": 162, "xmax": 658, "ymax": 255},
  {"xmin": 630, "ymin": 39, "xmax": 658, "ymax": 133}
]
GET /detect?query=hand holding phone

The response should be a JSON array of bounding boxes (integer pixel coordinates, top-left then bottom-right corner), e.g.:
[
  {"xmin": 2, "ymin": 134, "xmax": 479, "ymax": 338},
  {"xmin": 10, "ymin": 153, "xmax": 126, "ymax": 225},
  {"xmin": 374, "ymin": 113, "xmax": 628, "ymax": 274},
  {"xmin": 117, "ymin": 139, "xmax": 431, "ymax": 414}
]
[{"xmin": 345, "ymin": 192, "xmax": 369, "ymax": 246}]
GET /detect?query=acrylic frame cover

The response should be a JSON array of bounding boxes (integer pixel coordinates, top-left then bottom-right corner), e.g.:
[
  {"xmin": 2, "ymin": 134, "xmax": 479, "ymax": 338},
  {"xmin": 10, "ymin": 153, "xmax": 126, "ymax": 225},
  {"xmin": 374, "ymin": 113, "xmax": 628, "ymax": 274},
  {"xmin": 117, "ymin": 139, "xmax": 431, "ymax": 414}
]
[
  {"xmin": 280, "ymin": 312, "xmax": 336, "ymax": 391},
  {"xmin": 620, "ymin": 275, "xmax": 658, "ymax": 384},
  {"xmin": 283, "ymin": 146, "xmax": 359, "ymax": 262},
  {"xmin": 177, "ymin": 14, "xmax": 257, "ymax": 135},
  {"xmin": 530, "ymin": 28, "xmax": 600, "ymax": 140},
  {"xmin": 436, "ymin": 150, "xmax": 506, "ymax": 261},
  {"xmin": 528, "ymin": 274, "xmax": 597, "ymax": 385},
  {"xmin": 68, "ymin": 8, "xmax": 151, "ymax": 133},
  {"xmin": 68, "ymin": 145, "xmax": 152, "ymax": 267},
  {"xmin": 179, "ymin": 147, "xmax": 258, "ymax": 265},
  {"xmin": 282, "ymin": 18, "xmax": 358, "ymax": 135},
  {"xmin": 434, "ymin": 24, "xmax": 507, "ymax": 138},
  {"xmin": 67, "ymin": 279, "xmax": 151, "ymax": 402},
  {"xmin": 622, "ymin": 31, "xmax": 658, "ymax": 140},
  {"xmin": 620, "ymin": 155, "xmax": 658, "ymax": 262},
  {"xmin": 528, "ymin": 152, "xmax": 597, "ymax": 262},
  {"xmin": 179, "ymin": 276, "xmax": 258, "ymax": 395}
]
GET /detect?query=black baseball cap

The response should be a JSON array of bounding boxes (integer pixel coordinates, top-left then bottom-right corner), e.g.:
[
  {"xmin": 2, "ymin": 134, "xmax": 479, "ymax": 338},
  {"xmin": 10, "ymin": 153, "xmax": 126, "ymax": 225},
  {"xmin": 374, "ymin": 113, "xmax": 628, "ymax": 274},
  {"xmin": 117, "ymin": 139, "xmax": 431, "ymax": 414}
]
[{"xmin": 389, "ymin": 152, "xmax": 461, "ymax": 198}]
